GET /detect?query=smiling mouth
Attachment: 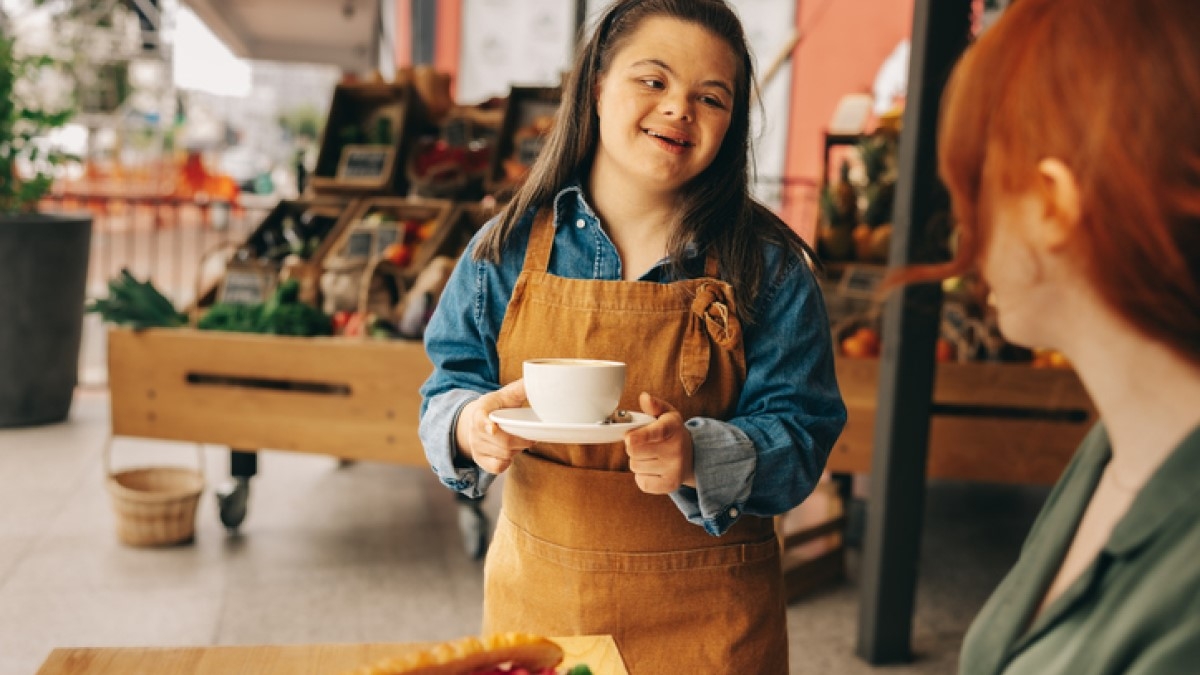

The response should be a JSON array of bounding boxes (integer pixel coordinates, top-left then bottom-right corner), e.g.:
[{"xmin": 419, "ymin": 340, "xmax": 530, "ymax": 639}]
[{"xmin": 644, "ymin": 129, "xmax": 693, "ymax": 147}]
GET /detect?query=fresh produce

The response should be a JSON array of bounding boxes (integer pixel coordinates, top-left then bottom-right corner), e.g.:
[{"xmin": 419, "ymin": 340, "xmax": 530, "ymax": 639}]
[
  {"xmin": 840, "ymin": 326, "xmax": 882, "ymax": 359},
  {"xmin": 198, "ymin": 279, "xmax": 331, "ymax": 337},
  {"xmin": 86, "ymin": 269, "xmax": 189, "ymax": 329}
]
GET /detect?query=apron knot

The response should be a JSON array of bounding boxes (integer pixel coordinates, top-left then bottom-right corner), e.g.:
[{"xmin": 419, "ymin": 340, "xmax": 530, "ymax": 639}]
[{"xmin": 680, "ymin": 283, "xmax": 743, "ymax": 395}]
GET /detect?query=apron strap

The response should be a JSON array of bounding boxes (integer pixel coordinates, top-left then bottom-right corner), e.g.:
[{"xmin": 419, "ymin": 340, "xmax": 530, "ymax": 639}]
[{"xmin": 522, "ymin": 208, "xmax": 556, "ymax": 273}]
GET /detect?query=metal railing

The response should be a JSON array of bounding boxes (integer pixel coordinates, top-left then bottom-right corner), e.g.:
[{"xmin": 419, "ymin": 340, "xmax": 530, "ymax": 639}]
[
  {"xmin": 42, "ymin": 191, "xmax": 273, "ymax": 305},
  {"xmin": 41, "ymin": 190, "xmax": 274, "ymax": 386}
]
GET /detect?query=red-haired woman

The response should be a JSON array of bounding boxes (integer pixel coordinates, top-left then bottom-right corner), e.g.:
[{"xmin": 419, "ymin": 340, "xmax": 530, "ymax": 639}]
[{"xmin": 925, "ymin": 0, "xmax": 1200, "ymax": 672}]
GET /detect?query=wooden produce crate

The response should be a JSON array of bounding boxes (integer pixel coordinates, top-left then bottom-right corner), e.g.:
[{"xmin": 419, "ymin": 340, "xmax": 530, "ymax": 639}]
[
  {"xmin": 321, "ymin": 197, "xmax": 459, "ymax": 281},
  {"xmin": 108, "ymin": 328, "xmax": 434, "ymax": 465},
  {"xmin": 485, "ymin": 86, "xmax": 562, "ymax": 195},
  {"xmin": 195, "ymin": 196, "xmax": 359, "ymax": 311},
  {"xmin": 309, "ymin": 81, "xmax": 435, "ymax": 196},
  {"xmin": 829, "ymin": 357, "xmax": 1098, "ymax": 485}
]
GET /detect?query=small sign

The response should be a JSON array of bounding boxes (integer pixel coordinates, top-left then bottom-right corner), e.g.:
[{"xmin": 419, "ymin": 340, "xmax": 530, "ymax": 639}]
[
  {"xmin": 374, "ymin": 223, "xmax": 402, "ymax": 252},
  {"xmin": 335, "ymin": 144, "xmax": 396, "ymax": 187},
  {"xmin": 218, "ymin": 261, "xmax": 278, "ymax": 305},
  {"xmin": 343, "ymin": 228, "xmax": 375, "ymax": 259},
  {"xmin": 338, "ymin": 222, "xmax": 404, "ymax": 262}
]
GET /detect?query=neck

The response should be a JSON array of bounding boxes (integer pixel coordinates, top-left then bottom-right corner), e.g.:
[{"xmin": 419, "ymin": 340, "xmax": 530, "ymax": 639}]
[
  {"xmin": 1061, "ymin": 305, "xmax": 1200, "ymax": 489},
  {"xmin": 586, "ymin": 157, "xmax": 677, "ymax": 275}
]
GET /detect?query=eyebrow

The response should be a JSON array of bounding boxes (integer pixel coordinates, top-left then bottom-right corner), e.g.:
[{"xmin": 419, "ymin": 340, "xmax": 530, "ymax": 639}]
[{"xmin": 629, "ymin": 58, "xmax": 734, "ymax": 97}]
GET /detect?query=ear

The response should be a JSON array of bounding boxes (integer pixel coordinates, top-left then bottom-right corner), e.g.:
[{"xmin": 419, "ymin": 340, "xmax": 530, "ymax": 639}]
[{"xmin": 1035, "ymin": 158, "xmax": 1081, "ymax": 251}]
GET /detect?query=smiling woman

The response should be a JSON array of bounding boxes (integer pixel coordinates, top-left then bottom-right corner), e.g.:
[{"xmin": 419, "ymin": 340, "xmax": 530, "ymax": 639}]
[{"xmin": 418, "ymin": 1, "xmax": 846, "ymax": 674}]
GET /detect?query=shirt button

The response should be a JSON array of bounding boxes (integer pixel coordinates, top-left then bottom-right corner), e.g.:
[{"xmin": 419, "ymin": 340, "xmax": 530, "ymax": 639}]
[
  {"xmin": 728, "ymin": 507, "xmax": 739, "ymax": 519},
  {"xmin": 575, "ymin": 218, "xmax": 586, "ymax": 229}
]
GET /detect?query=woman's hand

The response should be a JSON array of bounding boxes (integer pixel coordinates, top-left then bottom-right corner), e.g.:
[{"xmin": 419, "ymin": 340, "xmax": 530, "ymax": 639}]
[
  {"xmin": 455, "ymin": 380, "xmax": 531, "ymax": 475},
  {"xmin": 625, "ymin": 392, "xmax": 696, "ymax": 494}
]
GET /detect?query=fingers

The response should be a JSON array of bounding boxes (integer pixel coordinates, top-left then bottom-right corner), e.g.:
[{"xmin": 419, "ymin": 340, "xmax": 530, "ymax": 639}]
[
  {"xmin": 455, "ymin": 384, "xmax": 532, "ymax": 474},
  {"xmin": 627, "ymin": 393, "xmax": 682, "ymax": 446},
  {"xmin": 494, "ymin": 379, "xmax": 528, "ymax": 410},
  {"xmin": 634, "ymin": 472, "xmax": 673, "ymax": 495},
  {"xmin": 637, "ymin": 391, "xmax": 671, "ymax": 418},
  {"xmin": 626, "ymin": 392, "xmax": 692, "ymax": 494}
]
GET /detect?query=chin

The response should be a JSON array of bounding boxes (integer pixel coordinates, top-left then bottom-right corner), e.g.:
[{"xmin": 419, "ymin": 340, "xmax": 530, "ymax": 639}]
[{"xmin": 995, "ymin": 313, "xmax": 1044, "ymax": 351}]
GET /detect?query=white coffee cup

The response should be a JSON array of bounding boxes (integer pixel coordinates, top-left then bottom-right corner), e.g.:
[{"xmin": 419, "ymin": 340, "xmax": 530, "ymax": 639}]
[{"xmin": 523, "ymin": 358, "xmax": 626, "ymax": 424}]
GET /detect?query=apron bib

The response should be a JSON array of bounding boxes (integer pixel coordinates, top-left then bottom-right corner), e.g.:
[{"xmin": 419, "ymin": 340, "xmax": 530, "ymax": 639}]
[{"xmin": 483, "ymin": 210, "xmax": 788, "ymax": 674}]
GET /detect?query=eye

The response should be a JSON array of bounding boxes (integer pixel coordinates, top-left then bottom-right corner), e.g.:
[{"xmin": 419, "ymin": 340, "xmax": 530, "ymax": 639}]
[
  {"xmin": 700, "ymin": 94, "xmax": 727, "ymax": 109},
  {"xmin": 639, "ymin": 78, "xmax": 665, "ymax": 90}
]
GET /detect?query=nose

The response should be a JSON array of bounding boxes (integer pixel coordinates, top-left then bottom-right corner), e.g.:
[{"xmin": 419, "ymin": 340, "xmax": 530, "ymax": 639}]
[{"xmin": 659, "ymin": 91, "xmax": 693, "ymax": 122}]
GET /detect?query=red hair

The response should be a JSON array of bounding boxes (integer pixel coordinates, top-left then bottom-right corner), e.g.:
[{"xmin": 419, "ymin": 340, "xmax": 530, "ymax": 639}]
[{"xmin": 925, "ymin": 0, "xmax": 1200, "ymax": 362}]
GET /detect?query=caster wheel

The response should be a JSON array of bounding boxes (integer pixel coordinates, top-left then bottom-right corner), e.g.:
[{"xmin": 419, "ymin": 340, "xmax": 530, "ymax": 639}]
[{"xmin": 216, "ymin": 477, "xmax": 251, "ymax": 532}]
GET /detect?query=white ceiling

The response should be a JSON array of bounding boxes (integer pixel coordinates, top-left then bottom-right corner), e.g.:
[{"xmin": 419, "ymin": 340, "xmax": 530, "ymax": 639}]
[{"xmin": 181, "ymin": 0, "xmax": 381, "ymax": 71}]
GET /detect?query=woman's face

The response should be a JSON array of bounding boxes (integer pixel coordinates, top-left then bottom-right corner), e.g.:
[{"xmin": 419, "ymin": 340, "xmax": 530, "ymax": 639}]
[{"xmin": 592, "ymin": 16, "xmax": 737, "ymax": 194}]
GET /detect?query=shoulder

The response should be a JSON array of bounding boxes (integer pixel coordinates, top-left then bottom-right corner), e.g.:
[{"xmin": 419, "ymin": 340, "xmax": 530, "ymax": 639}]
[{"xmin": 750, "ymin": 212, "xmax": 822, "ymax": 308}]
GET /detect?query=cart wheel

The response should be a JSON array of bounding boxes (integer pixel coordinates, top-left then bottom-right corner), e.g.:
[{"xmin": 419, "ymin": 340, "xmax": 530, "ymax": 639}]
[
  {"xmin": 457, "ymin": 498, "xmax": 490, "ymax": 560},
  {"xmin": 216, "ymin": 476, "xmax": 251, "ymax": 531}
]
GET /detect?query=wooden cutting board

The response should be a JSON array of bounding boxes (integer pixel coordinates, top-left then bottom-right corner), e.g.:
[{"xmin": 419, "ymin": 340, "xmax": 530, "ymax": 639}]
[{"xmin": 36, "ymin": 635, "xmax": 627, "ymax": 675}]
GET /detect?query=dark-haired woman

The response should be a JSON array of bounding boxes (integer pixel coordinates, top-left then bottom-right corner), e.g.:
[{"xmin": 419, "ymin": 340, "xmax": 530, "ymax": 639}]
[{"xmin": 419, "ymin": 1, "xmax": 845, "ymax": 672}]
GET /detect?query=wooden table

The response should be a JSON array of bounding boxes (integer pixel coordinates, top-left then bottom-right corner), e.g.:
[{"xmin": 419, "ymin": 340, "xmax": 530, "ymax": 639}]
[{"xmin": 36, "ymin": 635, "xmax": 628, "ymax": 675}]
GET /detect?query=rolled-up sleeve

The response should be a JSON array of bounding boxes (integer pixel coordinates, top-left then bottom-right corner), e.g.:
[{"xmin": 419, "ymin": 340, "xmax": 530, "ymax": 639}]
[
  {"xmin": 670, "ymin": 251, "xmax": 847, "ymax": 535},
  {"xmin": 418, "ymin": 233, "xmax": 501, "ymax": 496}
]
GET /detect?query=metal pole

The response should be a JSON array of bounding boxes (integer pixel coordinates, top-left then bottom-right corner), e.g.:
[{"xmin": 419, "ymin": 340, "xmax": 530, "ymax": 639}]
[
  {"xmin": 411, "ymin": 0, "xmax": 437, "ymax": 66},
  {"xmin": 856, "ymin": 0, "xmax": 972, "ymax": 664}
]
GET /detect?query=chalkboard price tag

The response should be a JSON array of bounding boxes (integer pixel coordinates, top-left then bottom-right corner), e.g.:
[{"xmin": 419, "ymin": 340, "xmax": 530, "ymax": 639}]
[
  {"xmin": 218, "ymin": 261, "xmax": 278, "ymax": 305},
  {"xmin": 335, "ymin": 144, "xmax": 397, "ymax": 186}
]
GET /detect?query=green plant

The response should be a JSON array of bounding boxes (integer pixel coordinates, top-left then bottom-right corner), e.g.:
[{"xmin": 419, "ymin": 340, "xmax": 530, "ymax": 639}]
[{"xmin": 0, "ymin": 29, "xmax": 75, "ymax": 213}]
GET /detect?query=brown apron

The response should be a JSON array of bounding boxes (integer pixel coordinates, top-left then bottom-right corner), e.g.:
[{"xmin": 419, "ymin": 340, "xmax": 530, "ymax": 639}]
[{"xmin": 483, "ymin": 211, "xmax": 788, "ymax": 674}]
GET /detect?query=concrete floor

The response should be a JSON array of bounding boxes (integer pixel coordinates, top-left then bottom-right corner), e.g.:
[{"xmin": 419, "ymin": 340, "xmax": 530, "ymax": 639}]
[{"xmin": 0, "ymin": 387, "xmax": 1051, "ymax": 675}]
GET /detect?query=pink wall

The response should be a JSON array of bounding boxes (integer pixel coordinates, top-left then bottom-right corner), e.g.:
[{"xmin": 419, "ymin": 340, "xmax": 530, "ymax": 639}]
[{"xmin": 781, "ymin": 0, "xmax": 915, "ymax": 238}]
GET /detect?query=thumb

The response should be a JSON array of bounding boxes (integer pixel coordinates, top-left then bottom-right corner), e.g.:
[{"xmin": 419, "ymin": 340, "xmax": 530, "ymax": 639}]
[
  {"xmin": 494, "ymin": 379, "xmax": 528, "ymax": 409},
  {"xmin": 638, "ymin": 391, "xmax": 674, "ymax": 418}
]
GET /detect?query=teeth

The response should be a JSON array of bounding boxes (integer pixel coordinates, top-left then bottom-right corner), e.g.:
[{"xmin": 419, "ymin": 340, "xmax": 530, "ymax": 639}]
[{"xmin": 647, "ymin": 130, "xmax": 690, "ymax": 146}]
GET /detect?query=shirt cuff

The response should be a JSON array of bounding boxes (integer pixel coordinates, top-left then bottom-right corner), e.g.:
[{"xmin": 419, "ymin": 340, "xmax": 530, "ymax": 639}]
[
  {"xmin": 669, "ymin": 416, "xmax": 756, "ymax": 536},
  {"xmin": 419, "ymin": 389, "xmax": 496, "ymax": 499}
]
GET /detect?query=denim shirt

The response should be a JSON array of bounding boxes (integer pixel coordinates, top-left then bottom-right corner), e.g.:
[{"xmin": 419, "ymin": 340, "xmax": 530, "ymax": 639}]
[{"xmin": 418, "ymin": 184, "xmax": 847, "ymax": 536}]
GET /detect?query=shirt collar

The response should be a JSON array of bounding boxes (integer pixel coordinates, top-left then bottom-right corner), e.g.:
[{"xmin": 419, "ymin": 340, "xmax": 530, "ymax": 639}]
[
  {"xmin": 549, "ymin": 180, "xmax": 704, "ymax": 262},
  {"xmin": 1106, "ymin": 422, "xmax": 1200, "ymax": 556},
  {"xmin": 551, "ymin": 182, "xmax": 598, "ymax": 226}
]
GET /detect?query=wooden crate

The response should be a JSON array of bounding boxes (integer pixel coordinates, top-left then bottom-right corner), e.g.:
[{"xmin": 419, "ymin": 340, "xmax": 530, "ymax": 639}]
[
  {"xmin": 309, "ymin": 81, "xmax": 435, "ymax": 196},
  {"xmin": 321, "ymin": 197, "xmax": 460, "ymax": 280},
  {"xmin": 485, "ymin": 86, "xmax": 562, "ymax": 195},
  {"xmin": 195, "ymin": 196, "xmax": 359, "ymax": 310},
  {"xmin": 829, "ymin": 357, "xmax": 1098, "ymax": 484},
  {"xmin": 107, "ymin": 328, "xmax": 434, "ymax": 465}
]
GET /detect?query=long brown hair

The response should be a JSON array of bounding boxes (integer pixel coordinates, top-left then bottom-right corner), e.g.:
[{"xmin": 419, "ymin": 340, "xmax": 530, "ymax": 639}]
[
  {"xmin": 472, "ymin": 0, "xmax": 815, "ymax": 325},
  {"xmin": 928, "ymin": 0, "xmax": 1200, "ymax": 362}
]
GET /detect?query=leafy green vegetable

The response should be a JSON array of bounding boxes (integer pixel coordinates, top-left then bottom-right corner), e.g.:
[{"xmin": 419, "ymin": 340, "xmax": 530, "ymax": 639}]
[
  {"xmin": 86, "ymin": 269, "xmax": 188, "ymax": 329},
  {"xmin": 198, "ymin": 279, "xmax": 331, "ymax": 337}
]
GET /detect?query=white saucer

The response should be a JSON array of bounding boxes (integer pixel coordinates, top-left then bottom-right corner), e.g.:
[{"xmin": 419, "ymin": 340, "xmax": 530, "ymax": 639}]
[{"xmin": 488, "ymin": 408, "xmax": 654, "ymax": 444}]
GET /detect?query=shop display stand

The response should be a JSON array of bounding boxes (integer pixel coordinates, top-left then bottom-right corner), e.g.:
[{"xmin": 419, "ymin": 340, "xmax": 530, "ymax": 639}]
[{"xmin": 106, "ymin": 203, "xmax": 490, "ymax": 532}]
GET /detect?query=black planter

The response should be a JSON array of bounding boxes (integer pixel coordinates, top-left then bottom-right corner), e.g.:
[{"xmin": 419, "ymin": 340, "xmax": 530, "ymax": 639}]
[{"xmin": 0, "ymin": 212, "xmax": 92, "ymax": 427}]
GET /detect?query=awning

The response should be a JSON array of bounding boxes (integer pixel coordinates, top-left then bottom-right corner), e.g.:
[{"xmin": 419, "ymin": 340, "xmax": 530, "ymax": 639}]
[{"xmin": 180, "ymin": 0, "xmax": 382, "ymax": 71}]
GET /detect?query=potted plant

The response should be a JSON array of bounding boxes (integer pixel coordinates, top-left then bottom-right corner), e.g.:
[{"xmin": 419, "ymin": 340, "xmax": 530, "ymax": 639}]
[{"xmin": 0, "ymin": 27, "xmax": 92, "ymax": 427}]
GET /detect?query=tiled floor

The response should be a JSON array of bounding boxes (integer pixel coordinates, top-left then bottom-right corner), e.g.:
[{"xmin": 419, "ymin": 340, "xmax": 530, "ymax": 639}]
[{"xmin": 0, "ymin": 387, "xmax": 1051, "ymax": 675}]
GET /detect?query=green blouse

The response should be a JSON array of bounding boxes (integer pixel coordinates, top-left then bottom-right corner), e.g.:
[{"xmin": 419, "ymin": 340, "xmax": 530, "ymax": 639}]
[{"xmin": 959, "ymin": 423, "xmax": 1200, "ymax": 675}]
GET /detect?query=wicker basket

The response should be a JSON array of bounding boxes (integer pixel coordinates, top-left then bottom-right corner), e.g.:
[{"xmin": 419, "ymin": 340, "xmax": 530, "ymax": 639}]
[{"xmin": 104, "ymin": 438, "xmax": 206, "ymax": 547}]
